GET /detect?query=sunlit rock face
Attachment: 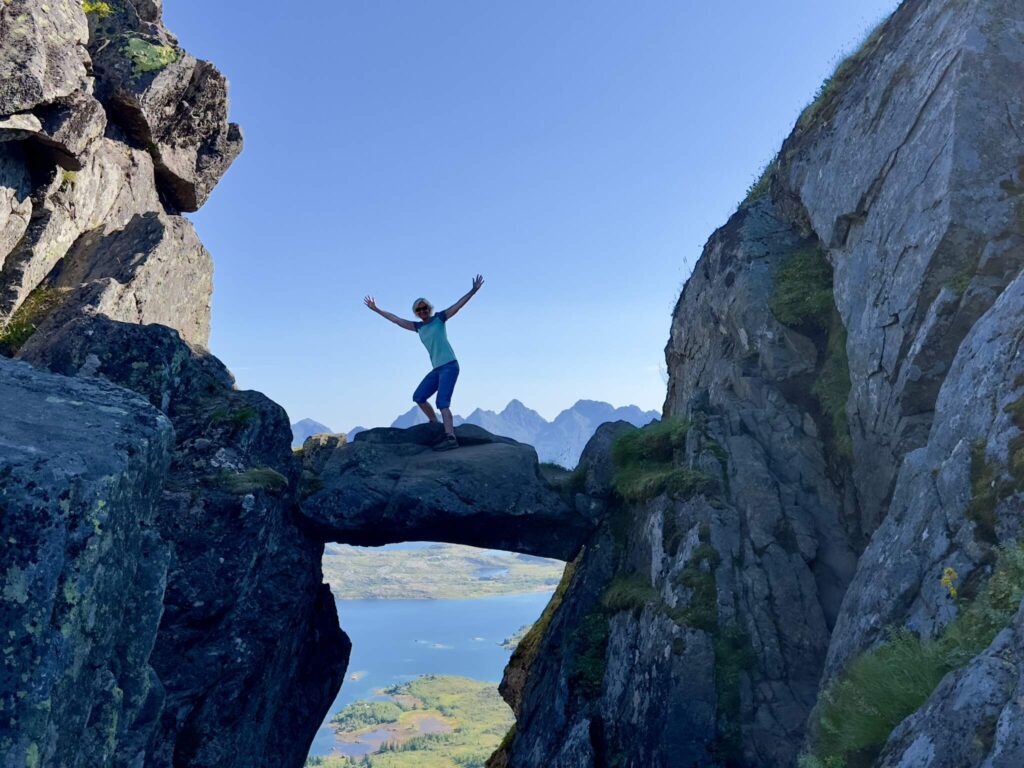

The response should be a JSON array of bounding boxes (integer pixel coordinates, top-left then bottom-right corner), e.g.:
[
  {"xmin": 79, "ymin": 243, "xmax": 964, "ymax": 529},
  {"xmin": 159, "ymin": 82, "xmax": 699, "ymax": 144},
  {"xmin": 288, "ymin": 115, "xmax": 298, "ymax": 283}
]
[
  {"xmin": 0, "ymin": 0, "xmax": 241, "ymax": 349},
  {"xmin": 492, "ymin": 1, "xmax": 1024, "ymax": 767}
]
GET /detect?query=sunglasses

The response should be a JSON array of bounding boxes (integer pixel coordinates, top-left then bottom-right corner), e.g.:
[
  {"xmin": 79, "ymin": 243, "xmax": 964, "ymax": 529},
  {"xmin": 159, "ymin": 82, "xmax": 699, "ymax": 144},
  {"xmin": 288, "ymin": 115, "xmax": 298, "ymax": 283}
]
[{"xmin": 415, "ymin": 306, "xmax": 430, "ymax": 313}]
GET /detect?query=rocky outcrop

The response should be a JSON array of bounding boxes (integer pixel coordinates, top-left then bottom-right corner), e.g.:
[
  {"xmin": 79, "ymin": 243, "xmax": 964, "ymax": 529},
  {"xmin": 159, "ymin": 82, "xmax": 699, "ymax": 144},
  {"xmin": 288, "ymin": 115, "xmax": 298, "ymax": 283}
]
[
  {"xmin": 19, "ymin": 315, "xmax": 349, "ymax": 768},
  {"xmin": 300, "ymin": 423, "xmax": 596, "ymax": 560},
  {"xmin": 1, "ymin": 1, "xmax": 340, "ymax": 766},
  {"xmin": 86, "ymin": 4, "xmax": 242, "ymax": 212},
  {"xmin": 0, "ymin": 0, "xmax": 90, "ymax": 116},
  {"xmin": 0, "ymin": 0, "xmax": 240, "ymax": 348},
  {"xmin": 0, "ymin": 355, "xmax": 173, "ymax": 768}
]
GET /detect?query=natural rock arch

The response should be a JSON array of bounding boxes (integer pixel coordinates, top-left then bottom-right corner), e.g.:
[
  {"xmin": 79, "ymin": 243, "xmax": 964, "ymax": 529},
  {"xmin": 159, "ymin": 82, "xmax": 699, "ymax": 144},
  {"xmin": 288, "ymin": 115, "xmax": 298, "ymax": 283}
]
[{"xmin": 299, "ymin": 423, "xmax": 601, "ymax": 561}]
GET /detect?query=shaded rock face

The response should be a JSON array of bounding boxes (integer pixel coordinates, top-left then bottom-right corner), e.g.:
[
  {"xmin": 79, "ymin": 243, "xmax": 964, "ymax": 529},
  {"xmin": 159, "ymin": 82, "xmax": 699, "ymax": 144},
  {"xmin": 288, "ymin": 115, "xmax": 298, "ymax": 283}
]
[
  {"xmin": 300, "ymin": 423, "xmax": 596, "ymax": 560},
  {"xmin": 496, "ymin": 1, "xmax": 1024, "ymax": 767},
  {"xmin": 499, "ymin": 201, "xmax": 859, "ymax": 768},
  {"xmin": 0, "ymin": 0, "xmax": 241, "ymax": 347},
  {"xmin": 0, "ymin": 356, "xmax": 173, "ymax": 768},
  {"xmin": 18, "ymin": 315, "xmax": 350, "ymax": 768}
]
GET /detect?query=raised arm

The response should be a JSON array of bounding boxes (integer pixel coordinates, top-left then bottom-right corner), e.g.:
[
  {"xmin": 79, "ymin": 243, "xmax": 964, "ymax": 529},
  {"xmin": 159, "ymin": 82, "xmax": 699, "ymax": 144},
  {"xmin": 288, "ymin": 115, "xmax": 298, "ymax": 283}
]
[
  {"xmin": 442, "ymin": 275, "xmax": 484, "ymax": 320},
  {"xmin": 364, "ymin": 296, "xmax": 417, "ymax": 331}
]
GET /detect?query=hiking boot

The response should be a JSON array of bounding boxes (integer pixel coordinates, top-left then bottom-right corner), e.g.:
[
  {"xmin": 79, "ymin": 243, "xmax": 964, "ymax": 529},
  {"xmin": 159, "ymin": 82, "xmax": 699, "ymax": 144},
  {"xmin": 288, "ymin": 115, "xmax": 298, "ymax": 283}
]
[{"xmin": 433, "ymin": 434, "xmax": 459, "ymax": 451}]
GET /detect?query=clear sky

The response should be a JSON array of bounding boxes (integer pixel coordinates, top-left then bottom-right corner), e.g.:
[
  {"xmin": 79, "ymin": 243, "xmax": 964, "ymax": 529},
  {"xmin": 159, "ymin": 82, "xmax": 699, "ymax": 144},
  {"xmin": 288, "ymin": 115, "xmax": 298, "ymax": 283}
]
[{"xmin": 163, "ymin": 0, "xmax": 900, "ymax": 432}]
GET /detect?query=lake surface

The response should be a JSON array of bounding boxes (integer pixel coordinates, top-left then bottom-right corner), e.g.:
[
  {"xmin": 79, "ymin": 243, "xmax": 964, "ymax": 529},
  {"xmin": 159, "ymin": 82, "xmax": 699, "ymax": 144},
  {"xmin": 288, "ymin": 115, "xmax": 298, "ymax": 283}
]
[{"xmin": 307, "ymin": 591, "xmax": 552, "ymax": 757}]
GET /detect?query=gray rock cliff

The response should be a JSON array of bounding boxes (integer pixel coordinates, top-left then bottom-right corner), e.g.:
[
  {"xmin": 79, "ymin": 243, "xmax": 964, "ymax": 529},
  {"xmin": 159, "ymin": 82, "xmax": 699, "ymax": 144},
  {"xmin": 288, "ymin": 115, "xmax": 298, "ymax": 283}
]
[
  {"xmin": 0, "ymin": 0, "xmax": 239, "ymax": 349},
  {"xmin": 493, "ymin": 1, "xmax": 1024, "ymax": 767}
]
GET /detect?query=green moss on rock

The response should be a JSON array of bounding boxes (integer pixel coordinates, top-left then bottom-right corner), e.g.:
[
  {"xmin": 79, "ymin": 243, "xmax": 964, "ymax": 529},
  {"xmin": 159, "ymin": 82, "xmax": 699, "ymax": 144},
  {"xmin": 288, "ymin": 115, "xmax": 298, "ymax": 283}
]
[
  {"xmin": 601, "ymin": 576, "xmax": 661, "ymax": 617},
  {"xmin": 770, "ymin": 245, "xmax": 853, "ymax": 461},
  {"xmin": 813, "ymin": 319, "xmax": 854, "ymax": 460},
  {"xmin": 215, "ymin": 467, "xmax": 288, "ymax": 496},
  {"xmin": 510, "ymin": 552, "xmax": 579, "ymax": 673},
  {"xmin": 124, "ymin": 37, "xmax": 178, "ymax": 75},
  {"xmin": 209, "ymin": 405, "xmax": 258, "ymax": 429}
]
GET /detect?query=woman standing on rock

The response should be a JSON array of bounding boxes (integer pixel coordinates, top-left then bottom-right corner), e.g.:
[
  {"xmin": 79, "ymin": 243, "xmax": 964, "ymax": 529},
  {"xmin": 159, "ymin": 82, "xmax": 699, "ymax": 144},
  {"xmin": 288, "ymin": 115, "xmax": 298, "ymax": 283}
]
[{"xmin": 364, "ymin": 275, "xmax": 484, "ymax": 451}]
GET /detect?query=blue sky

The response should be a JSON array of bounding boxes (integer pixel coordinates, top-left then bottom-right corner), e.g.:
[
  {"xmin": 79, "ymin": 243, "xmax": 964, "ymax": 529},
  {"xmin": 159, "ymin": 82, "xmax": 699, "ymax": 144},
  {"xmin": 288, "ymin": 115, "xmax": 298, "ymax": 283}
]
[{"xmin": 164, "ymin": 0, "xmax": 900, "ymax": 431}]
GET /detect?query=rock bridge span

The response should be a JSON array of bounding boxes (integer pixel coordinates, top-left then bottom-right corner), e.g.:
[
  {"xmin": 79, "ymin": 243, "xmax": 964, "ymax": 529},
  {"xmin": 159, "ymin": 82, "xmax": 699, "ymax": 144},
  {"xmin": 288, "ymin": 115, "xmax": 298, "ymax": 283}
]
[{"xmin": 298, "ymin": 422, "xmax": 604, "ymax": 561}]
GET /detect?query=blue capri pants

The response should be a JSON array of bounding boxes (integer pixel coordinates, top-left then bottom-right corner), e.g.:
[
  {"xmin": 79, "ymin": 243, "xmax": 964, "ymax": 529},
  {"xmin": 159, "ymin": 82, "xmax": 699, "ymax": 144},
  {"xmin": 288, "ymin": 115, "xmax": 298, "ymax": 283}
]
[{"xmin": 413, "ymin": 360, "xmax": 460, "ymax": 409}]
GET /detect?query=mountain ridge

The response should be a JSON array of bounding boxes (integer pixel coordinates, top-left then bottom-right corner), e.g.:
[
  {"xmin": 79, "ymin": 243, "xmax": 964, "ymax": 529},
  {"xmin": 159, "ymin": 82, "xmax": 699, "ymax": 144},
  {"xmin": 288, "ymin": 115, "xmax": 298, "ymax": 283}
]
[{"xmin": 291, "ymin": 399, "xmax": 659, "ymax": 465}]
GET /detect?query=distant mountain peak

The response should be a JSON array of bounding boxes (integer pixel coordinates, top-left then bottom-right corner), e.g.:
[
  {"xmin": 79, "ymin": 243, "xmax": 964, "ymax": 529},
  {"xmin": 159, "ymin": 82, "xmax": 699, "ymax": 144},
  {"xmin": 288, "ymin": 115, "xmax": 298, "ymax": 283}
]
[
  {"xmin": 290, "ymin": 418, "xmax": 335, "ymax": 449},
  {"xmin": 334, "ymin": 398, "xmax": 657, "ymax": 467}
]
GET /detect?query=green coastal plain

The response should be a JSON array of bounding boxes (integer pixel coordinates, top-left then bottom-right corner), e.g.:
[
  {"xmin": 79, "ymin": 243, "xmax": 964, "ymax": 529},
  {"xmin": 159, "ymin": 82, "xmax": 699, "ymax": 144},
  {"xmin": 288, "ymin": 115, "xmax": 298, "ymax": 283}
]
[
  {"xmin": 322, "ymin": 543, "xmax": 565, "ymax": 600},
  {"xmin": 310, "ymin": 545, "xmax": 553, "ymax": 766},
  {"xmin": 305, "ymin": 675, "xmax": 513, "ymax": 768}
]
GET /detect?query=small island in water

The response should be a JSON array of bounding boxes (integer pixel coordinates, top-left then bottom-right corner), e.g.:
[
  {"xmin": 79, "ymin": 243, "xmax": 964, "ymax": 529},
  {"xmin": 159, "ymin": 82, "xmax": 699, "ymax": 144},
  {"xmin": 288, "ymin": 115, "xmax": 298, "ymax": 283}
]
[{"xmin": 306, "ymin": 675, "xmax": 513, "ymax": 768}]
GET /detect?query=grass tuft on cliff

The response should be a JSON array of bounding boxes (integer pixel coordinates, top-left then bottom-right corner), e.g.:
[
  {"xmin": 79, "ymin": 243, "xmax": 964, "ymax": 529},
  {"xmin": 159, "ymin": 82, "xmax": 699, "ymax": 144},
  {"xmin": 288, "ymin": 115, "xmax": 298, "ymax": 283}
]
[
  {"xmin": 795, "ymin": 15, "xmax": 892, "ymax": 134},
  {"xmin": 769, "ymin": 244, "xmax": 853, "ymax": 460},
  {"xmin": 808, "ymin": 544, "xmax": 1024, "ymax": 767},
  {"xmin": 0, "ymin": 286, "xmax": 67, "ymax": 357},
  {"xmin": 611, "ymin": 418, "xmax": 710, "ymax": 503},
  {"xmin": 768, "ymin": 245, "xmax": 834, "ymax": 332},
  {"xmin": 508, "ymin": 551, "xmax": 579, "ymax": 672}
]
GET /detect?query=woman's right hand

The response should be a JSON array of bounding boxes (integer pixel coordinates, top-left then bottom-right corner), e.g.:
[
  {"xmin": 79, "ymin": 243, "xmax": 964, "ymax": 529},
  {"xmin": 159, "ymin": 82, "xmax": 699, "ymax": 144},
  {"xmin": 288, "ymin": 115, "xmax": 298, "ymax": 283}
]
[{"xmin": 364, "ymin": 295, "xmax": 378, "ymax": 312}]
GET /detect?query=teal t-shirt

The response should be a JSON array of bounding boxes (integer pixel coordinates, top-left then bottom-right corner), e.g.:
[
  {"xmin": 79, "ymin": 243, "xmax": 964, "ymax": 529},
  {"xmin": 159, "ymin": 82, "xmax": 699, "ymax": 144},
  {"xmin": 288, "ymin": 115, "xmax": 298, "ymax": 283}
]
[{"xmin": 415, "ymin": 310, "xmax": 457, "ymax": 369}]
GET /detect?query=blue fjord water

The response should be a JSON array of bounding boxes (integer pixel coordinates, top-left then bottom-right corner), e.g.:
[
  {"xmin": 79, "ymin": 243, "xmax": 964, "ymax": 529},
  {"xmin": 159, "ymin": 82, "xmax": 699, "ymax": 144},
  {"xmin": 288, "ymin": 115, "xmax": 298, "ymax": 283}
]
[{"xmin": 308, "ymin": 591, "xmax": 552, "ymax": 756}]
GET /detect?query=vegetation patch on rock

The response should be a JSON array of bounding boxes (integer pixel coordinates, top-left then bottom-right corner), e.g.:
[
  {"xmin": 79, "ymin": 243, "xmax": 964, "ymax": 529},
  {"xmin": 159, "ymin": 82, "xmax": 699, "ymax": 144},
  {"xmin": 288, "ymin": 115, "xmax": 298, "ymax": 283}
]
[
  {"xmin": 794, "ymin": 15, "xmax": 892, "ymax": 134},
  {"xmin": 611, "ymin": 418, "xmax": 710, "ymax": 503},
  {"xmin": 509, "ymin": 552, "xmax": 579, "ymax": 673},
  {"xmin": 769, "ymin": 244, "xmax": 853, "ymax": 459},
  {"xmin": 568, "ymin": 610, "xmax": 611, "ymax": 701},
  {"xmin": 82, "ymin": 1, "xmax": 114, "ymax": 16},
  {"xmin": 0, "ymin": 287, "xmax": 67, "ymax": 357},
  {"xmin": 215, "ymin": 467, "xmax": 288, "ymax": 496},
  {"xmin": 125, "ymin": 38, "xmax": 178, "ymax": 75},
  {"xmin": 806, "ymin": 544, "xmax": 1024, "ymax": 768}
]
